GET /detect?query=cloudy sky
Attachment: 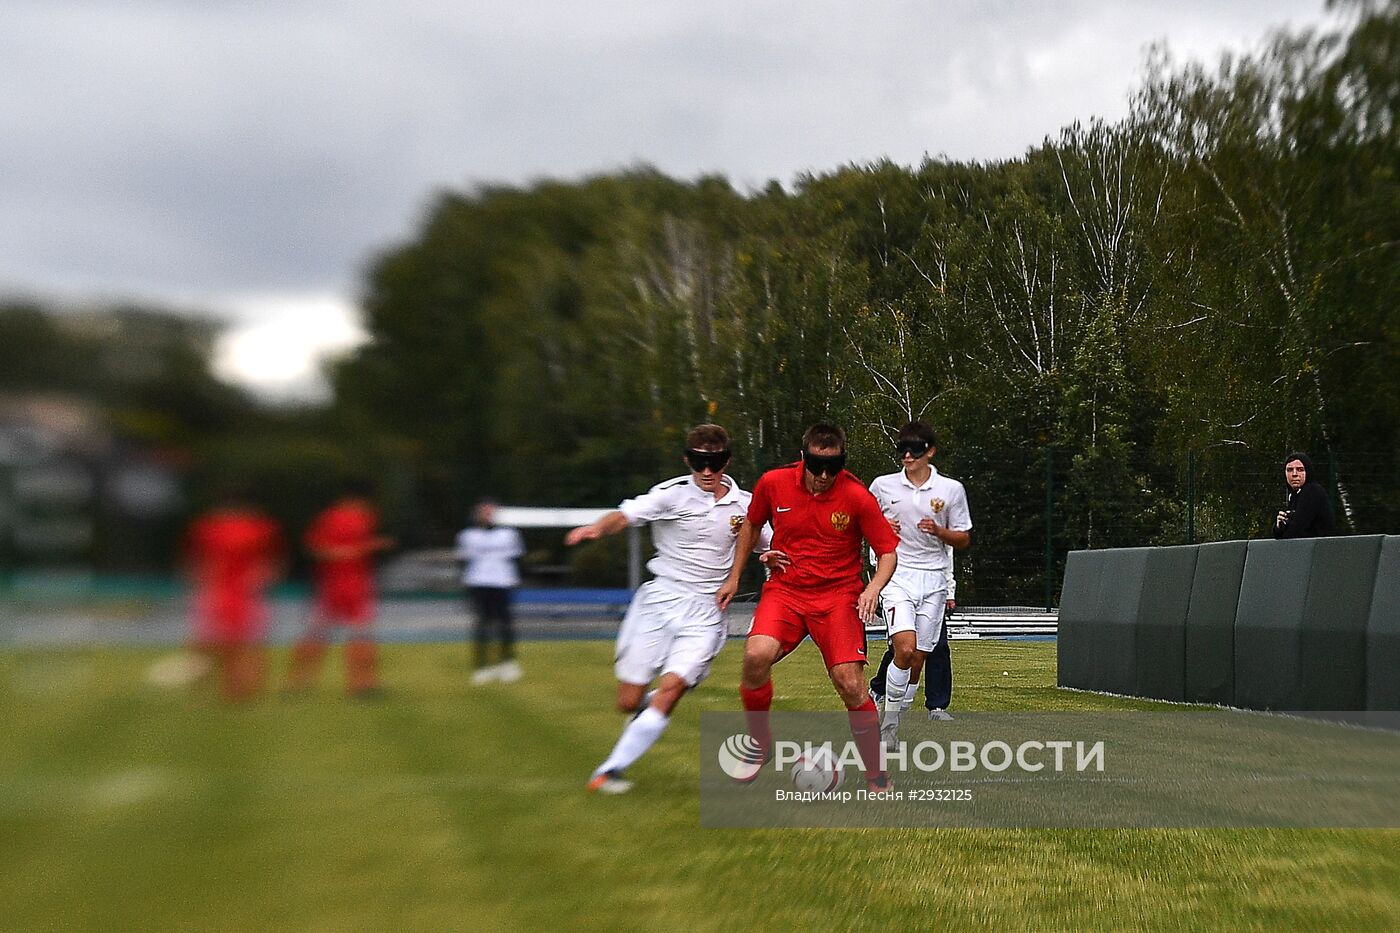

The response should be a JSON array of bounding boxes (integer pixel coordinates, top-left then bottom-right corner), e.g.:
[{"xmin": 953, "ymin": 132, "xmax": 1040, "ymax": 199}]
[{"xmin": 1, "ymin": 0, "xmax": 1337, "ymax": 398}]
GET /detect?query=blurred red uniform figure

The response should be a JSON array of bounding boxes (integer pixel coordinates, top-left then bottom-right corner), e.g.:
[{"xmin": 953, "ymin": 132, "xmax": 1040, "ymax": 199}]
[
  {"xmin": 288, "ymin": 482, "xmax": 393, "ymax": 696},
  {"xmin": 185, "ymin": 496, "xmax": 283, "ymax": 701}
]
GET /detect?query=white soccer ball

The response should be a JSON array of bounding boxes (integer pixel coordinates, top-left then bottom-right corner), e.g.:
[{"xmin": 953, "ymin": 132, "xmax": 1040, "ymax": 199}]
[
  {"xmin": 145, "ymin": 651, "xmax": 210, "ymax": 688},
  {"xmin": 789, "ymin": 747, "xmax": 844, "ymax": 793}
]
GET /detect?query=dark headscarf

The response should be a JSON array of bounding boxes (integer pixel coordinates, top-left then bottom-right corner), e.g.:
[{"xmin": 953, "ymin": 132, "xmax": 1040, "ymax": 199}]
[{"xmin": 1283, "ymin": 451, "xmax": 1315, "ymax": 486}]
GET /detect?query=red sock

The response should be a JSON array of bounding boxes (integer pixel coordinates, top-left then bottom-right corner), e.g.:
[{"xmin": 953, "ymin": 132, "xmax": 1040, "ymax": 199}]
[
  {"xmin": 740, "ymin": 681, "xmax": 774, "ymax": 754},
  {"xmin": 847, "ymin": 697, "xmax": 883, "ymax": 780}
]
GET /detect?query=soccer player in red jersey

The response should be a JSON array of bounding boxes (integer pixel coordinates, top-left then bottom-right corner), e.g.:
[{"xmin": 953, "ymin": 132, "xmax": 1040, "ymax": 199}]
[
  {"xmin": 717, "ymin": 423, "xmax": 900, "ymax": 791},
  {"xmin": 184, "ymin": 489, "xmax": 284, "ymax": 701},
  {"xmin": 288, "ymin": 480, "xmax": 394, "ymax": 697}
]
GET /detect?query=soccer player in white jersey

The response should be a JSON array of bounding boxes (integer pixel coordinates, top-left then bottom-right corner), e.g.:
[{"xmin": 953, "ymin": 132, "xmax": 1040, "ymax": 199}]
[
  {"xmin": 869, "ymin": 548, "xmax": 957, "ymax": 718},
  {"xmin": 867, "ymin": 421, "xmax": 972, "ymax": 747},
  {"xmin": 566, "ymin": 424, "xmax": 772, "ymax": 795}
]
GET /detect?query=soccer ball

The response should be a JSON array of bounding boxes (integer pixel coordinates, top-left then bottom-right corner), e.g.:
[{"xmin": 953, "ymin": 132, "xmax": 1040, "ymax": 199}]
[
  {"xmin": 789, "ymin": 747, "xmax": 844, "ymax": 793},
  {"xmin": 145, "ymin": 651, "xmax": 210, "ymax": 688}
]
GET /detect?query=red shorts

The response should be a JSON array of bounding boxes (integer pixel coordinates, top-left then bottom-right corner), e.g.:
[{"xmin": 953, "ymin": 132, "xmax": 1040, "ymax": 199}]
[
  {"xmin": 748, "ymin": 580, "xmax": 868, "ymax": 668},
  {"xmin": 315, "ymin": 579, "xmax": 374, "ymax": 625},
  {"xmin": 194, "ymin": 588, "xmax": 268, "ymax": 645}
]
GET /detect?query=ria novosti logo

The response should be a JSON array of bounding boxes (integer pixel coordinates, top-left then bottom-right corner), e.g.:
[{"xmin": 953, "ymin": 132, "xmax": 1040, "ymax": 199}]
[
  {"xmin": 716, "ymin": 733, "xmax": 767, "ymax": 782},
  {"xmin": 718, "ymin": 733, "xmax": 1107, "ymax": 781}
]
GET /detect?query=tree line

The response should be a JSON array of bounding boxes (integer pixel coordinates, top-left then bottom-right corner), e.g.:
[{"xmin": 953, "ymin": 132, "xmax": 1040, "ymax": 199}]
[{"xmin": 330, "ymin": 2, "xmax": 1398, "ymax": 598}]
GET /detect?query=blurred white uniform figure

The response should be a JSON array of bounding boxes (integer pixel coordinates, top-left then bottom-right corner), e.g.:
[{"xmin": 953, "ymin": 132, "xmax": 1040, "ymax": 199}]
[
  {"xmin": 457, "ymin": 501, "xmax": 526, "ymax": 683},
  {"xmin": 565, "ymin": 425, "xmax": 770, "ymax": 794}
]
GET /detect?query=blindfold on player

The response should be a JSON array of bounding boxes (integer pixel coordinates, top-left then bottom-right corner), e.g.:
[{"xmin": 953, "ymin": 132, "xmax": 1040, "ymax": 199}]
[
  {"xmin": 684, "ymin": 448, "xmax": 732, "ymax": 472},
  {"xmin": 801, "ymin": 450, "xmax": 847, "ymax": 477}
]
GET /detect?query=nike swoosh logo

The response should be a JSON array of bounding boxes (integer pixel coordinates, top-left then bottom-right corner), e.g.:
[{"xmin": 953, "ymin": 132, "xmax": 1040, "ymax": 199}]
[{"xmin": 776, "ymin": 507, "xmax": 792, "ymax": 512}]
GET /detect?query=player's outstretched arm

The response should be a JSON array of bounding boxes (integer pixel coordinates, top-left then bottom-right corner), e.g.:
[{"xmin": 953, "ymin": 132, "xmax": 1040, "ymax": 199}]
[
  {"xmin": 564, "ymin": 510, "xmax": 629, "ymax": 546},
  {"xmin": 717, "ymin": 519, "xmax": 762, "ymax": 609}
]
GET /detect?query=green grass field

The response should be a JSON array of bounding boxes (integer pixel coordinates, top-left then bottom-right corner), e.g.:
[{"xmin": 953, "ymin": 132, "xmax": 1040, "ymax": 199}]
[{"xmin": 3, "ymin": 639, "xmax": 1398, "ymax": 931}]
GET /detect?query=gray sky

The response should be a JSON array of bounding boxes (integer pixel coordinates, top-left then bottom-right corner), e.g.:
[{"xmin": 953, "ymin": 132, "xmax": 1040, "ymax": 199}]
[{"xmin": 0, "ymin": 0, "xmax": 1337, "ymax": 397}]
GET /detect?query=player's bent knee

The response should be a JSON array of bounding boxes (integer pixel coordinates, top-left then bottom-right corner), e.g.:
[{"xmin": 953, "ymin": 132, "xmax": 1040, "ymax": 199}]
[
  {"xmin": 829, "ymin": 669, "xmax": 868, "ymax": 706},
  {"xmin": 837, "ymin": 685, "xmax": 870, "ymax": 709},
  {"xmin": 742, "ymin": 643, "xmax": 779, "ymax": 683}
]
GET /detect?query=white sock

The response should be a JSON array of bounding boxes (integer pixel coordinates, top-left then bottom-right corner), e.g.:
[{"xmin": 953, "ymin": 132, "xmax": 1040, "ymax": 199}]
[
  {"xmin": 902, "ymin": 679, "xmax": 919, "ymax": 713},
  {"xmin": 882, "ymin": 664, "xmax": 911, "ymax": 730},
  {"xmin": 595, "ymin": 707, "xmax": 670, "ymax": 777}
]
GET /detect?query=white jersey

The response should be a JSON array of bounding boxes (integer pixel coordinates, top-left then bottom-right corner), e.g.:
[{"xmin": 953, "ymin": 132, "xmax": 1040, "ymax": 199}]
[
  {"xmin": 618, "ymin": 474, "xmax": 769, "ymax": 592},
  {"xmin": 456, "ymin": 525, "xmax": 525, "ymax": 588},
  {"xmin": 868, "ymin": 466, "xmax": 972, "ymax": 573}
]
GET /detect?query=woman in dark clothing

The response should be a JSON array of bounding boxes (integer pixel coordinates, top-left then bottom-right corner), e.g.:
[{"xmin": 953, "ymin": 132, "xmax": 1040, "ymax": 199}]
[{"xmin": 1272, "ymin": 452, "xmax": 1337, "ymax": 539}]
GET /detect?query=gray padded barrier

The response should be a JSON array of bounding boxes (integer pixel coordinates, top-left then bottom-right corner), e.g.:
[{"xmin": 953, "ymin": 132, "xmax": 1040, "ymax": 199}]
[
  {"xmin": 1365, "ymin": 536, "xmax": 1400, "ymax": 710},
  {"xmin": 1095, "ymin": 548, "xmax": 1149, "ymax": 696},
  {"xmin": 1134, "ymin": 545, "xmax": 1197, "ymax": 702},
  {"xmin": 1234, "ymin": 539, "xmax": 1317, "ymax": 710},
  {"xmin": 1183, "ymin": 541, "xmax": 1247, "ymax": 705},
  {"xmin": 1234, "ymin": 536, "xmax": 1384, "ymax": 711},
  {"xmin": 1298, "ymin": 535, "xmax": 1383, "ymax": 710},
  {"xmin": 1056, "ymin": 548, "xmax": 1148, "ymax": 695},
  {"xmin": 1056, "ymin": 549, "xmax": 1103, "ymax": 690},
  {"xmin": 1063, "ymin": 537, "xmax": 1390, "ymax": 710}
]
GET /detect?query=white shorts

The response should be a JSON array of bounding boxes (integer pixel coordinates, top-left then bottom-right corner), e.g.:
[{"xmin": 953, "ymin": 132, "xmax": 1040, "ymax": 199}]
[
  {"xmin": 881, "ymin": 568, "xmax": 948, "ymax": 653},
  {"xmin": 614, "ymin": 579, "xmax": 727, "ymax": 687}
]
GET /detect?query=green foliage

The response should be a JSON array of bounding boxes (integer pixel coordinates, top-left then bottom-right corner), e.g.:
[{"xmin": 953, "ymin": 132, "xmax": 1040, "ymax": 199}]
[
  {"xmin": 329, "ymin": 5, "xmax": 1400, "ymax": 595},
  {"xmin": 0, "ymin": 303, "xmax": 426, "ymax": 572},
  {"xmin": 0, "ymin": 303, "xmax": 250, "ymax": 446}
]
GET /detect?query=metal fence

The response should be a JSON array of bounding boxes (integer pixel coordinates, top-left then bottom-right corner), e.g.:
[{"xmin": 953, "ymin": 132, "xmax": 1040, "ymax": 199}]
[
  {"xmin": 940, "ymin": 446, "xmax": 1397, "ymax": 609},
  {"xmin": 2, "ymin": 447, "xmax": 1394, "ymax": 610}
]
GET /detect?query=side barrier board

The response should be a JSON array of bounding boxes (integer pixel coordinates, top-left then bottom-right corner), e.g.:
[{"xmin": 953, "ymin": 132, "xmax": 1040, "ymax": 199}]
[
  {"xmin": 1056, "ymin": 549, "xmax": 1104, "ymax": 691},
  {"xmin": 1062, "ymin": 536, "xmax": 1390, "ymax": 711},
  {"xmin": 1094, "ymin": 548, "xmax": 1149, "ymax": 696},
  {"xmin": 1135, "ymin": 546, "xmax": 1197, "ymax": 702},
  {"xmin": 1366, "ymin": 536, "xmax": 1400, "ymax": 711},
  {"xmin": 1298, "ymin": 535, "xmax": 1382, "ymax": 710},
  {"xmin": 1184, "ymin": 541, "xmax": 1246, "ymax": 705},
  {"xmin": 1057, "ymin": 548, "xmax": 1148, "ymax": 694},
  {"xmin": 1234, "ymin": 539, "xmax": 1317, "ymax": 710}
]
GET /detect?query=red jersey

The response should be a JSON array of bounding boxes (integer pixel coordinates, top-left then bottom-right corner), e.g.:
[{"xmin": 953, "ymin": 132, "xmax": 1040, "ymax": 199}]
[
  {"xmin": 746, "ymin": 461, "xmax": 899, "ymax": 591},
  {"xmin": 186, "ymin": 509, "xmax": 282, "ymax": 640},
  {"xmin": 186, "ymin": 510, "xmax": 283, "ymax": 598},
  {"xmin": 305, "ymin": 499, "xmax": 380, "ymax": 595}
]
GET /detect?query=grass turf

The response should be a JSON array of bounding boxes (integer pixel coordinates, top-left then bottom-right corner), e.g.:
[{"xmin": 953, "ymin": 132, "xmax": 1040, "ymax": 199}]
[{"xmin": 2, "ymin": 639, "xmax": 1398, "ymax": 931}]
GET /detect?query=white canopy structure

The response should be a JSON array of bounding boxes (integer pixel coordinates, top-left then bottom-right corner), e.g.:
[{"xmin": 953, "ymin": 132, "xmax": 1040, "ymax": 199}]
[{"xmin": 494, "ymin": 506, "xmax": 643, "ymax": 589}]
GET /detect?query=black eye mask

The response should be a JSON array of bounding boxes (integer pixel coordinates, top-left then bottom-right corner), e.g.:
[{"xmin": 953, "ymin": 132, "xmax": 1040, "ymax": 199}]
[
  {"xmin": 895, "ymin": 441, "xmax": 930, "ymax": 458},
  {"xmin": 685, "ymin": 448, "xmax": 731, "ymax": 472},
  {"xmin": 802, "ymin": 450, "xmax": 847, "ymax": 477}
]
